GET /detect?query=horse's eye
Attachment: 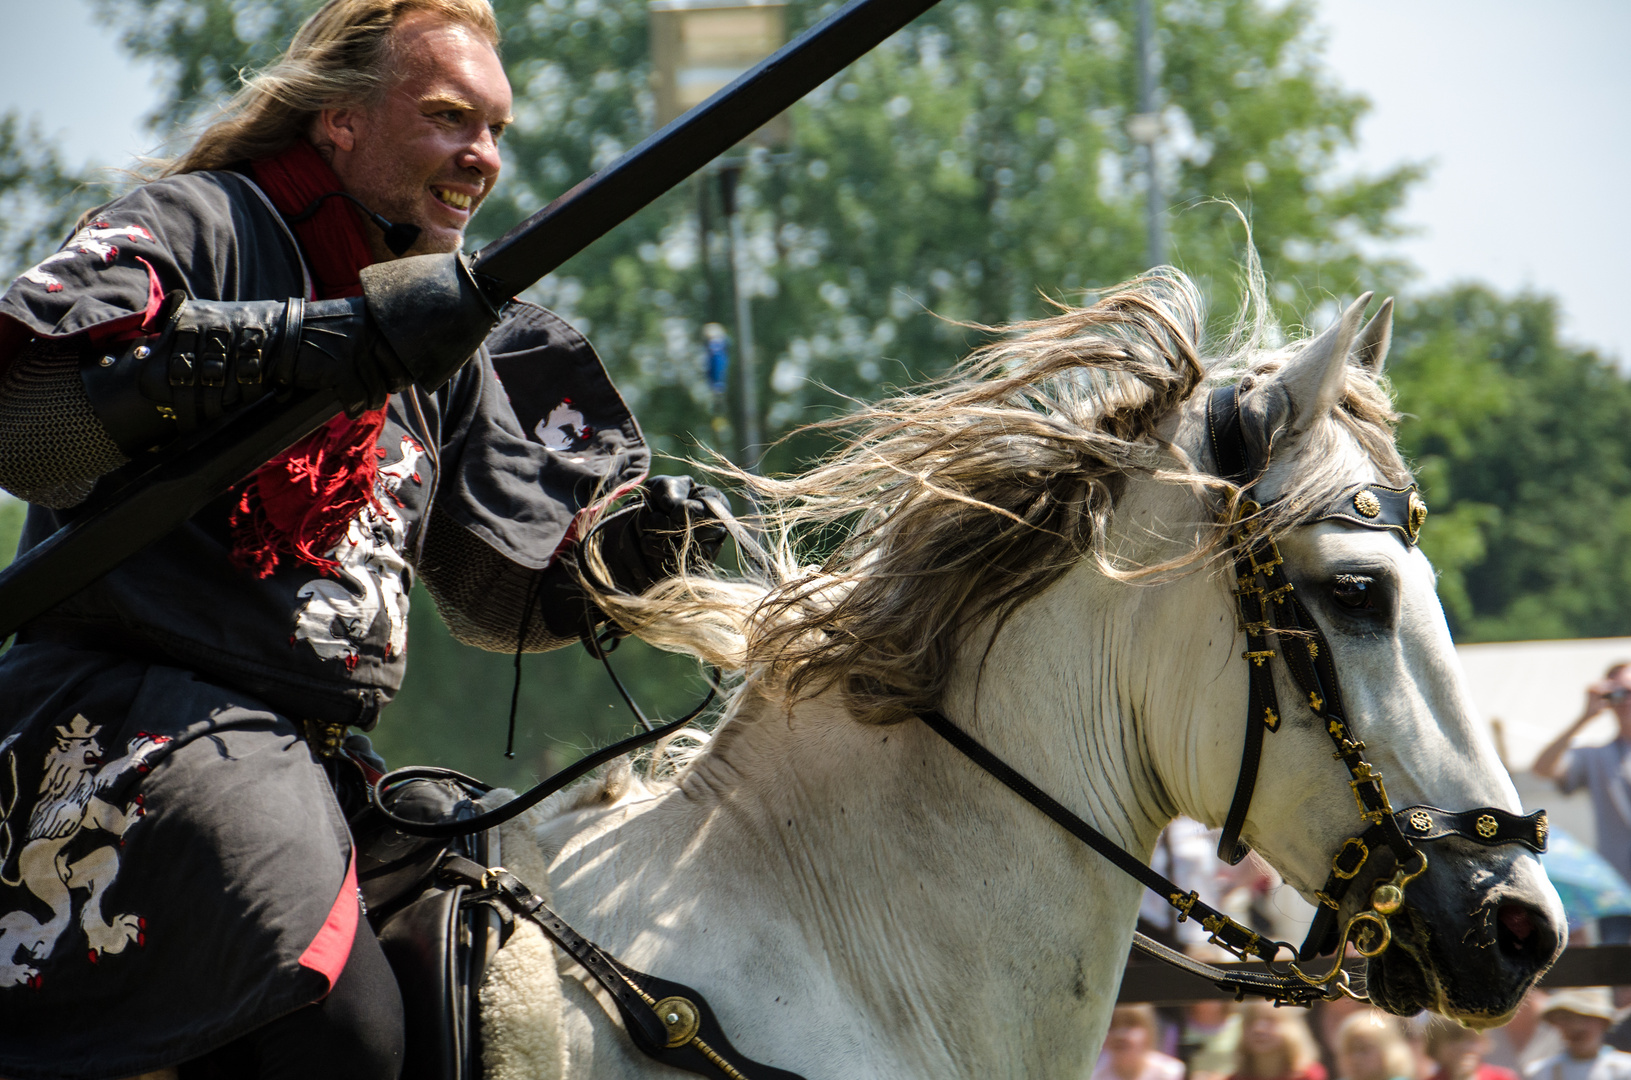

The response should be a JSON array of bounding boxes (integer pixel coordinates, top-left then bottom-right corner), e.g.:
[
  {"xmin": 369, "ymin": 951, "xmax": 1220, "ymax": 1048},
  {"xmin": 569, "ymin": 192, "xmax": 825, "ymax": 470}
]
[{"xmin": 1332, "ymin": 576, "xmax": 1373, "ymax": 610}]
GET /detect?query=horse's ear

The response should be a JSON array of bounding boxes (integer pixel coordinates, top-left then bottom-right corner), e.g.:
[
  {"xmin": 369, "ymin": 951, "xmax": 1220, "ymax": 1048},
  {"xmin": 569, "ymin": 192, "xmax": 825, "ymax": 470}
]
[
  {"xmin": 1352, "ymin": 296, "xmax": 1393, "ymax": 375},
  {"xmin": 1274, "ymin": 292, "xmax": 1372, "ymax": 436}
]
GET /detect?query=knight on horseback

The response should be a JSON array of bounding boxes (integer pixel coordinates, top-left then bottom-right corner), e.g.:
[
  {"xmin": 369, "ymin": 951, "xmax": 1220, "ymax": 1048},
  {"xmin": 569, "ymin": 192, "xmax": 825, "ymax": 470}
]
[{"xmin": 0, "ymin": 2, "xmax": 723, "ymax": 1076}]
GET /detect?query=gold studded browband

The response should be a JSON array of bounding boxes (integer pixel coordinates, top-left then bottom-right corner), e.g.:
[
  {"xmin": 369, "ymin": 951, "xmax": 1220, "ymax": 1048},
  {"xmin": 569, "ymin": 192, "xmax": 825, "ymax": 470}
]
[{"xmin": 1316, "ymin": 483, "xmax": 1429, "ymax": 546}]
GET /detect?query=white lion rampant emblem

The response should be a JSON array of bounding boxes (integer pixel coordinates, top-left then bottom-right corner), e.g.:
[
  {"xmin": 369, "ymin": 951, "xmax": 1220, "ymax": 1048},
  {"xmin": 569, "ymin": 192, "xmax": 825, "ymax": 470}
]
[
  {"xmin": 292, "ymin": 435, "xmax": 427, "ymax": 667},
  {"xmin": 20, "ymin": 222, "xmax": 154, "ymax": 293},
  {"xmin": 0, "ymin": 716, "xmax": 170, "ymax": 988}
]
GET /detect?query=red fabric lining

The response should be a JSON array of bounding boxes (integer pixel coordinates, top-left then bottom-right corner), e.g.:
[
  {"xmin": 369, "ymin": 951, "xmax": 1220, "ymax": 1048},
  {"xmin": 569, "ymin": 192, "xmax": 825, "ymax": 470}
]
[
  {"xmin": 83, "ymin": 256, "xmax": 169, "ymax": 346},
  {"xmin": 297, "ymin": 850, "xmax": 360, "ymax": 996},
  {"xmin": 229, "ymin": 142, "xmax": 387, "ymax": 577},
  {"xmin": 248, "ymin": 142, "xmax": 372, "ymax": 300}
]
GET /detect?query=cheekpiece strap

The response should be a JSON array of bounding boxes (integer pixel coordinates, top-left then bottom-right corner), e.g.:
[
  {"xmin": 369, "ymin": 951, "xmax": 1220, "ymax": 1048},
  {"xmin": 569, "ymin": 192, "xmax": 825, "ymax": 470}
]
[
  {"xmin": 1206, "ymin": 384, "xmax": 1252, "ymax": 488},
  {"xmin": 1314, "ymin": 484, "xmax": 1428, "ymax": 547}
]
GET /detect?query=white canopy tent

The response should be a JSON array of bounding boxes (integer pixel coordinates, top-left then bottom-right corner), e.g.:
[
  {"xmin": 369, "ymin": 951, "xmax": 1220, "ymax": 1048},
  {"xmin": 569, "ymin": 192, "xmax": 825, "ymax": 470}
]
[{"xmin": 1457, "ymin": 636, "xmax": 1631, "ymax": 848}]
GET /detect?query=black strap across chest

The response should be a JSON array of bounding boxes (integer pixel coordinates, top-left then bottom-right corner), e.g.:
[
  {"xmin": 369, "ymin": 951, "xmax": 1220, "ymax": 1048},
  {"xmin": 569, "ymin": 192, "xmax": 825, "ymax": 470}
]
[{"xmin": 438, "ymin": 855, "xmax": 807, "ymax": 1080}]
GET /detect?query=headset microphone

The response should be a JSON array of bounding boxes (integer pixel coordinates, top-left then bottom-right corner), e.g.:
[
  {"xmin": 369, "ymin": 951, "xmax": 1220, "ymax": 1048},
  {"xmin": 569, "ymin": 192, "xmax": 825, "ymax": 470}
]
[{"xmin": 287, "ymin": 191, "xmax": 423, "ymax": 256}]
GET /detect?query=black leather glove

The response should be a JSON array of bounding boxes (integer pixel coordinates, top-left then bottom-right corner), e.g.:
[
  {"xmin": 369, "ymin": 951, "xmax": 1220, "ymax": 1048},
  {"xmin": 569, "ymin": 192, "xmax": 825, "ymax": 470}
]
[
  {"xmin": 595, "ymin": 475, "xmax": 730, "ymax": 594},
  {"xmin": 83, "ymin": 252, "xmax": 499, "ymax": 455},
  {"xmin": 538, "ymin": 476, "xmax": 731, "ymax": 643}
]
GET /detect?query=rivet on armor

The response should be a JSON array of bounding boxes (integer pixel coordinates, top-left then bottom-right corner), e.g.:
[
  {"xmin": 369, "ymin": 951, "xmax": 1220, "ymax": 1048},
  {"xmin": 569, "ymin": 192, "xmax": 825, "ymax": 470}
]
[
  {"xmin": 1371, "ymin": 883, "xmax": 1404, "ymax": 915},
  {"xmin": 1409, "ymin": 810, "xmax": 1432, "ymax": 833},
  {"xmin": 1476, "ymin": 814, "xmax": 1498, "ymax": 839},
  {"xmin": 133, "ymin": 345, "xmax": 152, "ymax": 359},
  {"xmin": 1353, "ymin": 490, "xmax": 1382, "ymax": 518},
  {"xmin": 99, "ymin": 355, "xmax": 115, "ymax": 367}
]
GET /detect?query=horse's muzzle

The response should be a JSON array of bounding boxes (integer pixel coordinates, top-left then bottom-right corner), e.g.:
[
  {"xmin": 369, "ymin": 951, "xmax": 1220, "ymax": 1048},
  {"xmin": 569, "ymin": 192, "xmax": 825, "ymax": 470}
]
[{"xmin": 1365, "ymin": 840, "xmax": 1562, "ymax": 1023}]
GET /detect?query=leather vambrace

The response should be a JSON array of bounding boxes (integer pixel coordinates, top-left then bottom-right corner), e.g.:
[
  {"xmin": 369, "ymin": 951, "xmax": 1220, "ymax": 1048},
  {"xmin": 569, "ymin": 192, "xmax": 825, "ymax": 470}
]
[{"xmin": 80, "ymin": 252, "xmax": 500, "ymax": 458}]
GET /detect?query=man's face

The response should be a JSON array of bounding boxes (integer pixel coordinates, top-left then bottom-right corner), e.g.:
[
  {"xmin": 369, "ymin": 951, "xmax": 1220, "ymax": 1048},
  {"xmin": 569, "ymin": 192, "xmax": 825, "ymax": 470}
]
[
  {"xmin": 319, "ymin": 11, "xmax": 513, "ymax": 259},
  {"xmin": 1610, "ymin": 668, "xmax": 1631, "ymax": 726}
]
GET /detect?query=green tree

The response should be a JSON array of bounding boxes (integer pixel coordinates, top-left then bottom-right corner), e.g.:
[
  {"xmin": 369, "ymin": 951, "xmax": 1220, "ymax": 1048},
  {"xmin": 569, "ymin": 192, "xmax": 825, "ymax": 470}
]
[
  {"xmin": 0, "ymin": 113, "xmax": 105, "ymax": 282},
  {"xmin": 1389, "ymin": 285, "xmax": 1631, "ymax": 643}
]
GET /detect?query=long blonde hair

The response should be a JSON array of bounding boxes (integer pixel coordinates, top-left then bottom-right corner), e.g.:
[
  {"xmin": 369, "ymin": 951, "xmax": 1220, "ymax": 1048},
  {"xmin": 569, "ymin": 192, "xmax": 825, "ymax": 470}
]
[{"xmin": 163, "ymin": 0, "xmax": 499, "ymax": 175}]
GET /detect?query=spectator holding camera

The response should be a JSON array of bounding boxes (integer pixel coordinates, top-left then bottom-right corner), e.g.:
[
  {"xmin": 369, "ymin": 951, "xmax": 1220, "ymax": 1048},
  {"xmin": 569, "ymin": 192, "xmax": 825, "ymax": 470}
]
[{"xmin": 1533, "ymin": 663, "xmax": 1631, "ymax": 944}]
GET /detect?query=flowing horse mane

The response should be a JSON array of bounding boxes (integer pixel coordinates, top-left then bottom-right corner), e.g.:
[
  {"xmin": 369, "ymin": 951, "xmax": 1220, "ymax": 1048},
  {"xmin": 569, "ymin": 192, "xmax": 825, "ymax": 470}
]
[{"xmin": 586, "ymin": 267, "xmax": 1411, "ymax": 733}]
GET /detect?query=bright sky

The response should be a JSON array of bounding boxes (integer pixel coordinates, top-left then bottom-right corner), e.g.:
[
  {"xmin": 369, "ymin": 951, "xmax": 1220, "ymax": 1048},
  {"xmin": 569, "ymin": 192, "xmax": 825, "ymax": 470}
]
[
  {"xmin": 1, "ymin": 0, "xmax": 1626, "ymax": 363},
  {"xmin": 1315, "ymin": 0, "xmax": 1631, "ymax": 366}
]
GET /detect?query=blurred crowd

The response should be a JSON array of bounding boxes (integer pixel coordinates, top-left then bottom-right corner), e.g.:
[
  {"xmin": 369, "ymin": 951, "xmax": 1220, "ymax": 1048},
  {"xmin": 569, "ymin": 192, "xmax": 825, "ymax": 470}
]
[
  {"xmin": 1094, "ymin": 989, "xmax": 1631, "ymax": 1080},
  {"xmin": 1099, "ymin": 659, "xmax": 1631, "ymax": 1080}
]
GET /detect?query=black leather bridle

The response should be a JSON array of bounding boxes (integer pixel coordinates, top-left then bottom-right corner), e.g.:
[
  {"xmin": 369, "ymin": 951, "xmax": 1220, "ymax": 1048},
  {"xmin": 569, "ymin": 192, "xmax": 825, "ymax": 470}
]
[{"xmin": 919, "ymin": 382, "xmax": 1548, "ymax": 1003}]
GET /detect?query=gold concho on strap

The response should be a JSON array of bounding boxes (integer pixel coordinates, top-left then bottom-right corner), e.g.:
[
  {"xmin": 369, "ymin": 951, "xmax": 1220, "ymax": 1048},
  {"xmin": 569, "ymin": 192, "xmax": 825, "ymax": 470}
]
[
  {"xmin": 1476, "ymin": 814, "xmax": 1499, "ymax": 839},
  {"xmin": 1353, "ymin": 490, "xmax": 1382, "ymax": 518}
]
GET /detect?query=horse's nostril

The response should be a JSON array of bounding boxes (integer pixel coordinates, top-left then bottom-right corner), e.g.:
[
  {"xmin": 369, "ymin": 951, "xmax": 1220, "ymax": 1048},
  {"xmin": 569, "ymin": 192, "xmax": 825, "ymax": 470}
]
[{"xmin": 1498, "ymin": 905, "xmax": 1534, "ymax": 943}]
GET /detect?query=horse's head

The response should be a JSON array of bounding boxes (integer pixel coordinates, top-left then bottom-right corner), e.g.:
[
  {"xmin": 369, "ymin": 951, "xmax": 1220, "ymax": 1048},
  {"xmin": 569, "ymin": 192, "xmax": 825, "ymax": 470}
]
[
  {"xmin": 618, "ymin": 268, "xmax": 1563, "ymax": 1038},
  {"xmin": 1165, "ymin": 294, "xmax": 1564, "ymax": 1024}
]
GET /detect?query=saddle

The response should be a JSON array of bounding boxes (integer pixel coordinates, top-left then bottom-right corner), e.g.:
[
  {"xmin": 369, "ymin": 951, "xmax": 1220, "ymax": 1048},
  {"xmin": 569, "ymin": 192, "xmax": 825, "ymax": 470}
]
[
  {"xmin": 345, "ymin": 757, "xmax": 809, "ymax": 1080},
  {"xmin": 347, "ymin": 768, "xmax": 506, "ymax": 1080}
]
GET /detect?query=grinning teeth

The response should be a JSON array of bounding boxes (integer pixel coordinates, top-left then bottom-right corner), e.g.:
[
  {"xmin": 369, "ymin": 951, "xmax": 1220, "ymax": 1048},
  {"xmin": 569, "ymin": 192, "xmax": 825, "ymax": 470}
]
[{"xmin": 435, "ymin": 187, "xmax": 472, "ymax": 210}]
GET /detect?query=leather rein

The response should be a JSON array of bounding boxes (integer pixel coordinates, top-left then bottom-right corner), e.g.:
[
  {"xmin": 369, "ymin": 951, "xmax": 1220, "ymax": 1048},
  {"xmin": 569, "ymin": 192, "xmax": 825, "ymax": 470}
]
[{"xmin": 920, "ymin": 382, "xmax": 1547, "ymax": 1005}]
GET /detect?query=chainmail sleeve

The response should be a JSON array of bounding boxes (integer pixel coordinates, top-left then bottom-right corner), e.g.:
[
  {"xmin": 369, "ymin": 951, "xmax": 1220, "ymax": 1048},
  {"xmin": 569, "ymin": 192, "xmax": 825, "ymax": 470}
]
[
  {"xmin": 416, "ymin": 505, "xmax": 579, "ymax": 653},
  {"xmin": 0, "ymin": 337, "xmax": 128, "ymax": 508}
]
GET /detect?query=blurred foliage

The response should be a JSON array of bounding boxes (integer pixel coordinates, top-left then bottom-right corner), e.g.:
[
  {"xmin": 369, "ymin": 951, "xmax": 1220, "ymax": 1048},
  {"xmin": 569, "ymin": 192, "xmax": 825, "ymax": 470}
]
[
  {"xmin": 372, "ymin": 583, "xmax": 714, "ymax": 788},
  {"xmin": 0, "ymin": 114, "xmax": 110, "ymax": 283},
  {"xmin": 1389, "ymin": 287, "xmax": 1631, "ymax": 643},
  {"xmin": 2, "ymin": 0, "xmax": 1625, "ymax": 780}
]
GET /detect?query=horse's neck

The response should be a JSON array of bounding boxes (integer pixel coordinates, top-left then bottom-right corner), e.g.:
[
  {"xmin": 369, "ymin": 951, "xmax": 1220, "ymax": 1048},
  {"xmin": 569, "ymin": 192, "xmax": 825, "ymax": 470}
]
[
  {"xmin": 540, "ymin": 480, "xmax": 1238, "ymax": 1075},
  {"xmin": 675, "ymin": 690, "xmax": 1152, "ymax": 1074},
  {"xmin": 544, "ymin": 603, "xmax": 1218, "ymax": 1074}
]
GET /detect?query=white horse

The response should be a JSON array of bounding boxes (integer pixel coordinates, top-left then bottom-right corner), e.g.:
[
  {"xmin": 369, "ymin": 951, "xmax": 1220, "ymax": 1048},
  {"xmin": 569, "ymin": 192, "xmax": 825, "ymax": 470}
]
[{"xmin": 483, "ymin": 271, "xmax": 1564, "ymax": 1079}]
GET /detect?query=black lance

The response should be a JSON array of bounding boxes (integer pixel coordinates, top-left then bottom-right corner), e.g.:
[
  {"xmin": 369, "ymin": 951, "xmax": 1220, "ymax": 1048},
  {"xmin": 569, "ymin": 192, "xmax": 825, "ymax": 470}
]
[{"xmin": 0, "ymin": 0, "xmax": 944, "ymax": 639}]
